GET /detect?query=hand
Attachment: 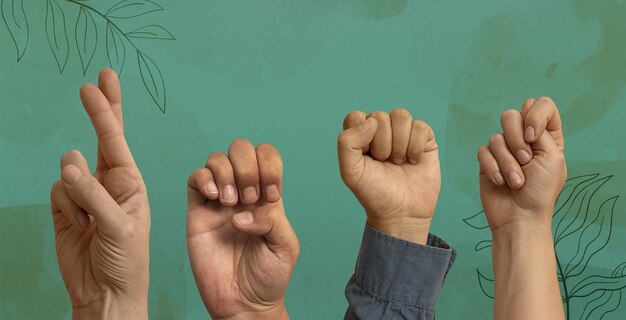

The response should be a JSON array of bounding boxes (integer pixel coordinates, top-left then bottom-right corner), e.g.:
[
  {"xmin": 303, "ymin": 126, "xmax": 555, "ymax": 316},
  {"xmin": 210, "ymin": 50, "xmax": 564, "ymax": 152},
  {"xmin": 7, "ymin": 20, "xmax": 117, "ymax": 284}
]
[
  {"xmin": 478, "ymin": 97, "xmax": 566, "ymax": 320},
  {"xmin": 337, "ymin": 108, "xmax": 440, "ymax": 244},
  {"xmin": 49, "ymin": 69, "xmax": 150, "ymax": 319},
  {"xmin": 187, "ymin": 140, "xmax": 299, "ymax": 320},
  {"xmin": 478, "ymin": 97, "xmax": 567, "ymax": 232}
]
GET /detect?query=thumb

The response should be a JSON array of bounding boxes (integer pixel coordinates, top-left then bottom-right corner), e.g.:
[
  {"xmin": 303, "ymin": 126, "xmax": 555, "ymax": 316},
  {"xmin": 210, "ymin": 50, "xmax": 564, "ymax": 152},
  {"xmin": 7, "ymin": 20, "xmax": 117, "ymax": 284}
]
[
  {"xmin": 231, "ymin": 205, "xmax": 299, "ymax": 262},
  {"xmin": 530, "ymin": 130, "xmax": 560, "ymax": 155},
  {"xmin": 61, "ymin": 164, "xmax": 127, "ymax": 234},
  {"xmin": 337, "ymin": 117, "xmax": 377, "ymax": 186}
]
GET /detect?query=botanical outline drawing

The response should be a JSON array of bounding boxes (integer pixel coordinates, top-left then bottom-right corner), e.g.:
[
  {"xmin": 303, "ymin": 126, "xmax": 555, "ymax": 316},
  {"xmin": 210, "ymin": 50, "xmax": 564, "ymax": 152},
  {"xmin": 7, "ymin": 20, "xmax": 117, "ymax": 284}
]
[
  {"xmin": 464, "ymin": 173, "xmax": 625, "ymax": 319},
  {"xmin": 2, "ymin": 0, "xmax": 174, "ymax": 113}
]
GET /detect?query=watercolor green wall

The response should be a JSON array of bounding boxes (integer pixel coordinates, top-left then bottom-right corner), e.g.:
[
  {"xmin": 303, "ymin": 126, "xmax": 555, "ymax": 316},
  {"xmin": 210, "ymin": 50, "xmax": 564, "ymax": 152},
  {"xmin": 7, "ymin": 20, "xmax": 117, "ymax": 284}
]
[{"xmin": 1, "ymin": 0, "xmax": 625, "ymax": 319}]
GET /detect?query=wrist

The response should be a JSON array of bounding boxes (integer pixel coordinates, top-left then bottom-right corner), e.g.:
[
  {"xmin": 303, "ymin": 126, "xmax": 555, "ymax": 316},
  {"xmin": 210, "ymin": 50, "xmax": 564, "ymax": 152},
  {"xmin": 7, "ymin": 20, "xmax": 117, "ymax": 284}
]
[
  {"xmin": 491, "ymin": 214, "xmax": 554, "ymax": 251},
  {"xmin": 490, "ymin": 207, "xmax": 553, "ymax": 239},
  {"xmin": 72, "ymin": 294, "xmax": 148, "ymax": 320},
  {"xmin": 216, "ymin": 303, "xmax": 289, "ymax": 320},
  {"xmin": 367, "ymin": 216, "xmax": 432, "ymax": 245}
]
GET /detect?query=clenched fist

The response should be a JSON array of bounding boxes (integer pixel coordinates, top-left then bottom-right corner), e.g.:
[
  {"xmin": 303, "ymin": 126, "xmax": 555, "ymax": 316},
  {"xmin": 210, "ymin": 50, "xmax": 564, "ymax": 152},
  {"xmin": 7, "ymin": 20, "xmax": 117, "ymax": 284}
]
[
  {"xmin": 49, "ymin": 69, "xmax": 150, "ymax": 319},
  {"xmin": 478, "ymin": 97, "xmax": 566, "ymax": 231},
  {"xmin": 478, "ymin": 97, "xmax": 566, "ymax": 320},
  {"xmin": 187, "ymin": 140, "xmax": 299, "ymax": 320},
  {"xmin": 337, "ymin": 108, "xmax": 440, "ymax": 244}
]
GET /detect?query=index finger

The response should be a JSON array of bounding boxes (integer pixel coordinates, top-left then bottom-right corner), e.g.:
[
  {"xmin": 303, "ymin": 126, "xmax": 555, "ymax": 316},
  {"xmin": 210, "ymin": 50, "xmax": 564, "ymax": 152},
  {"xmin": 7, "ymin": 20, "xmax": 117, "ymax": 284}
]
[
  {"xmin": 79, "ymin": 83, "xmax": 135, "ymax": 167},
  {"xmin": 523, "ymin": 97, "xmax": 564, "ymax": 148}
]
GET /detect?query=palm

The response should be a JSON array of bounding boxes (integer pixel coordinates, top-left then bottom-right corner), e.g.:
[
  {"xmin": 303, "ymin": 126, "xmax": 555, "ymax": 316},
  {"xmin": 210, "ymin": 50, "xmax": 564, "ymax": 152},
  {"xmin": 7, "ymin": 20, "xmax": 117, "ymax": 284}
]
[
  {"xmin": 53, "ymin": 165, "xmax": 148, "ymax": 303},
  {"xmin": 187, "ymin": 199, "xmax": 292, "ymax": 317},
  {"xmin": 352, "ymin": 150, "xmax": 440, "ymax": 221}
]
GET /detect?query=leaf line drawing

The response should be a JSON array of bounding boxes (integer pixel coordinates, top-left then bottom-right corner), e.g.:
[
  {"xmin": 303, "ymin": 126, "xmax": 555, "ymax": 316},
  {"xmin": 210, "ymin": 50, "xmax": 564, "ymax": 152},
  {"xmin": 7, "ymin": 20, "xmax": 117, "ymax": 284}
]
[
  {"xmin": 1, "ymin": 0, "xmax": 174, "ymax": 113},
  {"xmin": 464, "ymin": 173, "xmax": 625, "ymax": 319},
  {"xmin": 1, "ymin": 0, "xmax": 30, "ymax": 61}
]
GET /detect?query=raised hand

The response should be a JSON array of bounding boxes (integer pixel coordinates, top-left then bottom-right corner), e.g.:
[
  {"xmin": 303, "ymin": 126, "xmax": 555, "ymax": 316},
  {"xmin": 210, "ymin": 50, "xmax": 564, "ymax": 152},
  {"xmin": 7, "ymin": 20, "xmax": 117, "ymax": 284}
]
[
  {"xmin": 477, "ymin": 97, "xmax": 566, "ymax": 320},
  {"xmin": 49, "ymin": 69, "xmax": 150, "ymax": 319},
  {"xmin": 478, "ymin": 97, "xmax": 566, "ymax": 231},
  {"xmin": 337, "ymin": 108, "xmax": 440, "ymax": 244},
  {"xmin": 187, "ymin": 140, "xmax": 299, "ymax": 320}
]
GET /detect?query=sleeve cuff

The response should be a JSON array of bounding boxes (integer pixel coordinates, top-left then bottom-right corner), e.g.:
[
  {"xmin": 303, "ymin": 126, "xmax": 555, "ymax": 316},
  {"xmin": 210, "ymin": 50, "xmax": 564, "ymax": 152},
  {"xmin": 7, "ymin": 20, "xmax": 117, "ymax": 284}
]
[{"xmin": 351, "ymin": 224, "xmax": 456, "ymax": 309}]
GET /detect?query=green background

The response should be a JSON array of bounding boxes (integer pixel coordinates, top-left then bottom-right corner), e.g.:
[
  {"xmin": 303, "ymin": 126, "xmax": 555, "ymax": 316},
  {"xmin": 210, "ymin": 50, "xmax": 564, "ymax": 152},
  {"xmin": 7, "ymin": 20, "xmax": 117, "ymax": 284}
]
[{"xmin": 1, "ymin": 0, "xmax": 625, "ymax": 319}]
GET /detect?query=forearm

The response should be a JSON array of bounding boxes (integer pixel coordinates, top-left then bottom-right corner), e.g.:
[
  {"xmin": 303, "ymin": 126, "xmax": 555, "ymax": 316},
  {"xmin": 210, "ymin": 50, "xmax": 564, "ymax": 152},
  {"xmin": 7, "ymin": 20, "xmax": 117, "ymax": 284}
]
[
  {"xmin": 72, "ymin": 294, "xmax": 148, "ymax": 320},
  {"xmin": 492, "ymin": 218, "xmax": 564, "ymax": 320}
]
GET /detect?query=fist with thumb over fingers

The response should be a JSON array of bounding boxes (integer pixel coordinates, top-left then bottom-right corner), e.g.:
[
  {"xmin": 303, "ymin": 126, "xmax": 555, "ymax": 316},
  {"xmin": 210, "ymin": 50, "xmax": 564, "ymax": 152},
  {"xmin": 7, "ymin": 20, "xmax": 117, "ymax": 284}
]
[{"xmin": 337, "ymin": 108, "xmax": 440, "ymax": 245}]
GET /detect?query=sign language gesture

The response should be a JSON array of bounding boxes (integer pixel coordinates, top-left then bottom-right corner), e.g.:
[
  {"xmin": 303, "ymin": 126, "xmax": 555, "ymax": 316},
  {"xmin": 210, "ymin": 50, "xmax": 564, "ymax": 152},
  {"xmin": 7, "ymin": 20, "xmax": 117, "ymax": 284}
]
[
  {"xmin": 477, "ymin": 97, "xmax": 566, "ymax": 320},
  {"xmin": 478, "ymin": 97, "xmax": 566, "ymax": 231},
  {"xmin": 187, "ymin": 140, "xmax": 299, "ymax": 320},
  {"xmin": 337, "ymin": 108, "xmax": 440, "ymax": 244},
  {"xmin": 49, "ymin": 69, "xmax": 150, "ymax": 319}
]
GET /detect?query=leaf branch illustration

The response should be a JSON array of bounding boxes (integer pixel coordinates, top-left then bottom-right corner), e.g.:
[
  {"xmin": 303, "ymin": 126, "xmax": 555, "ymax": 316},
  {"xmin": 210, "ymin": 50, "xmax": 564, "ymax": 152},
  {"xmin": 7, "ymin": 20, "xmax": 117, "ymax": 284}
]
[
  {"xmin": 464, "ymin": 173, "xmax": 625, "ymax": 320},
  {"xmin": 1, "ymin": 0, "xmax": 174, "ymax": 113},
  {"xmin": 2, "ymin": 0, "xmax": 30, "ymax": 62},
  {"xmin": 65, "ymin": 0, "xmax": 173, "ymax": 113}
]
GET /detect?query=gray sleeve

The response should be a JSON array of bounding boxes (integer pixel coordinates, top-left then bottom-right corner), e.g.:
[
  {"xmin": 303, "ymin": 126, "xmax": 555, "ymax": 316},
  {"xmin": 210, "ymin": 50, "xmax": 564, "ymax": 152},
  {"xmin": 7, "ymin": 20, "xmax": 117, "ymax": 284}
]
[{"xmin": 344, "ymin": 224, "xmax": 457, "ymax": 320}]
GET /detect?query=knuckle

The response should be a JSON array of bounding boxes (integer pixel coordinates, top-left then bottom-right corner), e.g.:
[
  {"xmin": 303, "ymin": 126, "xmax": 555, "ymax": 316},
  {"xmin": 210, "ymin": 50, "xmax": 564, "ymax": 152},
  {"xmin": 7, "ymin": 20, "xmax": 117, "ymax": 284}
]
[
  {"xmin": 337, "ymin": 131, "xmax": 350, "ymax": 146},
  {"xmin": 230, "ymin": 138, "xmax": 252, "ymax": 150},
  {"xmin": 346, "ymin": 110, "xmax": 365, "ymax": 120},
  {"xmin": 369, "ymin": 110, "xmax": 388, "ymax": 120},
  {"xmin": 489, "ymin": 133, "xmax": 504, "ymax": 145},
  {"xmin": 390, "ymin": 108, "xmax": 411, "ymax": 119},
  {"xmin": 257, "ymin": 144, "xmax": 282, "ymax": 167},
  {"xmin": 477, "ymin": 145, "xmax": 489, "ymax": 158},
  {"xmin": 188, "ymin": 168, "xmax": 205, "ymax": 186},
  {"xmin": 206, "ymin": 152, "xmax": 228, "ymax": 165},
  {"xmin": 538, "ymin": 96, "xmax": 555, "ymax": 105},
  {"xmin": 500, "ymin": 109, "xmax": 519, "ymax": 122},
  {"xmin": 412, "ymin": 119, "xmax": 428, "ymax": 131},
  {"xmin": 348, "ymin": 110, "xmax": 365, "ymax": 117},
  {"xmin": 524, "ymin": 97, "xmax": 536, "ymax": 105},
  {"xmin": 343, "ymin": 110, "xmax": 365, "ymax": 128},
  {"xmin": 256, "ymin": 143, "xmax": 277, "ymax": 155},
  {"xmin": 192, "ymin": 168, "xmax": 205, "ymax": 177}
]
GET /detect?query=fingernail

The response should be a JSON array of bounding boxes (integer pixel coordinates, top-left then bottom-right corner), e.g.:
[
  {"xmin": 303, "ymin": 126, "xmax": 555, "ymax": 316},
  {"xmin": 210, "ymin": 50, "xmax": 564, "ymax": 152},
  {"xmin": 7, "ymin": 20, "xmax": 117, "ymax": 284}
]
[
  {"xmin": 358, "ymin": 118, "xmax": 374, "ymax": 132},
  {"xmin": 494, "ymin": 171, "xmax": 505, "ymax": 185},
  {"xmin": 525, "ymin": 126, "xmax": 535, "ymax": 141},
  {"xmin": 222, "ymin": 185, "xmax": 237, "ymax": 204},
  {"xmin": 516, "ymin": 150, "xmax": 531, "ymax": 164},
  {"xmin": 265, "ymin": 184, "xmax": 280, "ymax": 202},
  {"xmin": 509, "ymin": 172, "xmax": 522, "ymax": 187},
  {"xmin": 408, "ymin": 158, "xmax": 417, "ymax": 165},
  {"xmin": 392, "ymin": 158, "xmax": 403, "ymax": 164},
  {"xmin": 62, "ymin": 165, "xmax": 82, "ymax": 185},
  {"xmin": 242, "ymin": 186, "xmax": 257, "ymax": 203},
  {"xmin": 206, "ymin": 181, "xmax": 218, "ymax": 196},
  {"xmin": 234, "ymin": 211, "xmax": 254, "ymax": 226},
  {"xmin": 75, "ymin": 212, "xmax": 89, "ymax": 227}
]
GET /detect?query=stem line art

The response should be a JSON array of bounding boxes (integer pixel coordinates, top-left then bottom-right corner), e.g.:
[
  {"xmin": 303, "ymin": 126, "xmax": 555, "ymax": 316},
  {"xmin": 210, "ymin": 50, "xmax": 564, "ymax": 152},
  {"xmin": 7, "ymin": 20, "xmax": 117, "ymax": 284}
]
[{"xmin": 463, "ymin": 173, "xmax": 625, "ymax": 319}]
